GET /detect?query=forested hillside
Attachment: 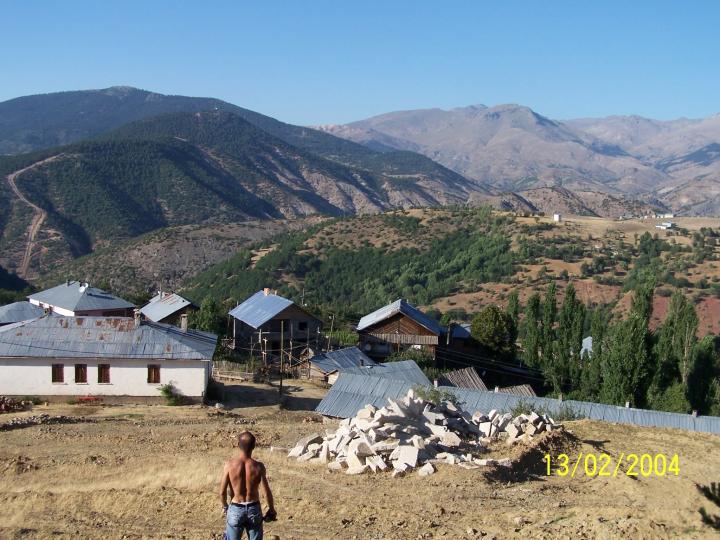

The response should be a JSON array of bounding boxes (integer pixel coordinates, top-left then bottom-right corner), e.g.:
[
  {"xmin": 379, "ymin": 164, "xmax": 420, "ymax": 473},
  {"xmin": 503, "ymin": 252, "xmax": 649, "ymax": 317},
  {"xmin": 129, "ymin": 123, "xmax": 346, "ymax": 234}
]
[{"xmin": 0, "ymin": 111, "xmax": 481, "ymax": 278}]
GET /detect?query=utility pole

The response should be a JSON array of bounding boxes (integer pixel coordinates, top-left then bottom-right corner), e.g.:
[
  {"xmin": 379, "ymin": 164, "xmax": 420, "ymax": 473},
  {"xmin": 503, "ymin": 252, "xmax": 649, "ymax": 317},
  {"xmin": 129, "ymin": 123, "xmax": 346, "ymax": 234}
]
[{"xmin": 327, "ymin": 314, "xmax": 335, "ymax": 352}]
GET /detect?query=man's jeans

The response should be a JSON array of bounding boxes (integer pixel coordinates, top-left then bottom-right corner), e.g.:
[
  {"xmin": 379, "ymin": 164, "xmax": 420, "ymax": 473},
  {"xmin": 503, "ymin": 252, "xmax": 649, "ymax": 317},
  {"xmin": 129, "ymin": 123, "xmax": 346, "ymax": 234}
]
[{"xmin": 225, "ymin": 502, "xmax": 263, "ymax": 540}]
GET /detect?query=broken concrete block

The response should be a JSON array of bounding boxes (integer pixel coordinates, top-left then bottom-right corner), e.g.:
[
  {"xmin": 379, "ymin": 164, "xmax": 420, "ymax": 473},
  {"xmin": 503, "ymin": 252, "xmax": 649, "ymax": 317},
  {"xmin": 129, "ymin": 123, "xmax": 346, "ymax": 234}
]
[
  {"xmin": 424, "ymin": 422, "xmax": 448, "ymax": 438},
  {"xmin": 505, "ymin": 423, "xmax": 521, "ymax": 439},
  {"xmin": 445, "ymin": 454, "xmax": 459, "ymax": 465},
  {"xmin": 524, "ymin": 424, "xmax": 538, "ymax": 436},
  {"xmin": 472, "ymin": 411, "xmax": 488, "ymax": 424},
  {"xmin": 287, "ymin": 444, "xmax": 305, "ymax": 458},
  {"xmin": 392, "ymin": 468, "xmax": 406, "ymax": 478},
  {"xmin": 458, "ymin": 462, "xmax": 480, "ymax": 470},
  {"xmin": 441, "ymin": 431, "xmax": 462, "ymax": 447},
  {"xmin": 488, "ymin": 409, "xmax": 498, "ymax": 421},
  {"xmin": 346, "ymin": 465, "xmax": 368, "ymax": 475},
  {"xmin": 423, "ymin": 410, "xmax": 446, "ymax": 425},
  {"xmin": 418, "ymin": 463, "xmax": 435, "ymax": 477},
  {"xmin": 528, "ymin": 411, "xmax": 541, "ymax": 425},
  {"xmin": 345, "ymin": 449, "xmax": 365, "ymax": 469},
  {"xmin": 327, "ymin": 461, "xmax": 344, "ymax": 471},
  {"xmin": 496, "ymin": 458, "xmax": 512, "ymax": 468},
  {"xmin": 410, "ymin": 435, "xmax": 426, "ymax": 449},
  {"xmin": 356, "ymin": 405, "xmax": 377, "ymax": 419},
  {"xmin": 297, "ymin": 451, "xmax": 316, "ymax": 462},
  {"xmin": 348, "ymin": 437, "xmax": 374, "ymax": 458},
  {"xmin": 318, "ymin": 442, "xmax": 330, "ymax": 463},
  {"xmin": 395, "ymin": 445, "xmax": 419, "ymax": 468},
  {"xmin": 478, "ymin": 421, "xmax": 493, "ymax": 437}
]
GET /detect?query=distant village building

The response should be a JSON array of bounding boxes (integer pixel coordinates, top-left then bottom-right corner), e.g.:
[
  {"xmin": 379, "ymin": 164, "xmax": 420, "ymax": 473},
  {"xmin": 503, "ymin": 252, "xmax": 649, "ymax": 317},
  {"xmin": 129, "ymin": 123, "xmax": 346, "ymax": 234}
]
[
  {"xmin": 0, "ymin": 315, "xmax": 217, "ymax": 401},
  {"xmin": 553, "ymin": 213, "xmax": 562, "ymax": 223},
  {"xmin": 0, "ymin": 301, "xmax": 45, "ymax": 326},
  {"xmin": 228, "ymin": 289, "xmax": 322, "ymax": 360},
  {"xmin": 28, "ymin": 281, "xmax": 135, "ymax": 317},
  {"xmin": 308, "ymin": 346, "xmax": 377, "ymax": 384},
  {"xmin": 140, "ymin": 291, "xmax": 197, "ymax": 325},
  {"xmin": 357, "ymin": 299, "xmax": 442, "ymax": 361},
  {"xmin": 655, "ymin": 221, "xmax": 676, "ymax": 231}
]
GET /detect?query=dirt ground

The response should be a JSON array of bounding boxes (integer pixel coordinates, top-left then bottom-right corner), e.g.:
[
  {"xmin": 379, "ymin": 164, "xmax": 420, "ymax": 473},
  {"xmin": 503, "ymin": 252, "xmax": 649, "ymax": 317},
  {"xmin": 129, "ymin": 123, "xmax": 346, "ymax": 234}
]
[{"xmin": 2, "ymin": 381, "xmax": 720, "ymax": 539}]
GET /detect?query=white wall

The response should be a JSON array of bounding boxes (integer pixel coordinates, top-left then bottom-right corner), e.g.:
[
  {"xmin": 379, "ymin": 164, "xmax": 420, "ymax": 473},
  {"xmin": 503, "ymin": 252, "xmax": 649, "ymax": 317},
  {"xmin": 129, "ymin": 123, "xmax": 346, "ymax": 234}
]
[{"xmin": 0, "ymin": 357, "xmax": 210, "ymax": 397}]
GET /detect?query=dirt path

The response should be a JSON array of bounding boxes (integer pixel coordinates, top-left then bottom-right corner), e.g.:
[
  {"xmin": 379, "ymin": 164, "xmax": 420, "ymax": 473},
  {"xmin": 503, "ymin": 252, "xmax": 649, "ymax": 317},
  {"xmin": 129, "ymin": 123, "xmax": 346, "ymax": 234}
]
[{"xmin": 4, "ymin": 155, "xmax": 62, "ymax": 278}]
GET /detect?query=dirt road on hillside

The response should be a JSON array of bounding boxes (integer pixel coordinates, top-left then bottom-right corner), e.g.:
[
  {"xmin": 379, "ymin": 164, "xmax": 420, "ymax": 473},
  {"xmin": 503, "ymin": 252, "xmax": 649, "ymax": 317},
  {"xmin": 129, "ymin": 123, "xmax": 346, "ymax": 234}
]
[{"xmin": 4, "ymin": 155, "xmax": 62, "ymax": 278}]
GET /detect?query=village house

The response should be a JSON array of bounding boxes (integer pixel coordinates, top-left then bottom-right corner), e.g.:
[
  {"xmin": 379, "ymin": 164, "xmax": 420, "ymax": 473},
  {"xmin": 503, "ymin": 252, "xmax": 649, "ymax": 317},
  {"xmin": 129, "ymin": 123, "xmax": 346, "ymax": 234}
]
[
  {"xmin": 308, "ymin": 346, "xmax": 377, "ymax": 384},
  {"xmin": 228, "ymin": 289, "xmax": 322, "ymax": 361},
  {"xmin": 140, "ymin": 291, "xmax": 198, "ymax": 325},
  {"xmin": 28, "ymin": 280, "xmax": 135, "ymax": 317},
  {"xmin": 0, "ymin": 314, "xmax": 217, "ymax": 401},
  {"xmin": 357, "ymin": 299, "xmax": 442, "ymax": 361},
  {"xmin": 0, "ymin": 301, "xmax": 45, "ymax": 326}
]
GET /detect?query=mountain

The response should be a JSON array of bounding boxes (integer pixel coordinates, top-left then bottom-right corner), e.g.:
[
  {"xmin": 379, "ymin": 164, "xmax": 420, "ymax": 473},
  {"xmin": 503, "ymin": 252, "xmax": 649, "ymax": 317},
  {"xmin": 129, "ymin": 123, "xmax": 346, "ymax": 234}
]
[
  {"xmin": 319, "ymin": 105, "xmax": 720, "ymax": 214},
  {"xmin": 0, "ymin": 109, "xmax": 483, "ymax": 279},
  {"xmin": 318, "ymin": 104, "xmax": 669, "ymax": 193}
]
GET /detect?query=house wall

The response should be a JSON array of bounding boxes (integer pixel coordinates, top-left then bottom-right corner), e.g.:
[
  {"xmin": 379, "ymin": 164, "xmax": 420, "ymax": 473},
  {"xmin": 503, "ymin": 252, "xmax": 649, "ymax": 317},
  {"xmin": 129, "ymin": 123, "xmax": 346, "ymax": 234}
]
[
  {"xmin": 359, "ymin": 313, "xmax": 438, "ymax": 359},
  {"xmin": 234, "ymin": 304, "xmax": 322, "ymax": 354},
  {"xmin": 0, "ymin": 357, "xmax": 210, "ymax": 397},
  {"xmin": 27, "ymin": 299, "xmax": 133, "ymax": 317}
]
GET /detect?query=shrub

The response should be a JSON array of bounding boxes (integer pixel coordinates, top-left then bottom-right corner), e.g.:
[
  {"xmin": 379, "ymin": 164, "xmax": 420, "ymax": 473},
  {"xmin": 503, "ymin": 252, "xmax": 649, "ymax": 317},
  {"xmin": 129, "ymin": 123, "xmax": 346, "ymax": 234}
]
[{"xmin": 159, "ymin": 383, "xmax": 184, "ymax": 406}]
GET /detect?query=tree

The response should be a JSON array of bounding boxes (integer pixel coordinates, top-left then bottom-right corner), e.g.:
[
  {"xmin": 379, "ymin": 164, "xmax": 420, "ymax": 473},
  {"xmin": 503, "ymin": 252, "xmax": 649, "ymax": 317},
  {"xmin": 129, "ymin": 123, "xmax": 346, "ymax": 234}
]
[
  {"xmin": 471, "ymin": 305, "xmax": 515, "ymax": 358},
  {"xmin": 521, "ymin": 293, "xmax": 542, "ymax": 368},
  {"xmin": 579, "ymin": 307, "xmax": 608, "ymax": 400},
  {"xmin": 189, "ymin": 297, "xmax": 225, "ymax": 335},
  {"xmin": 506, "ymin": 290, "xmax": 520, "ymax": 345},
  {"xmin": 540, "ymin": 282, "xmax": 557, "ymax": 369},
  {"xmin": 555, "ymin": 283, "xmax": 585, "ymax": 390}
]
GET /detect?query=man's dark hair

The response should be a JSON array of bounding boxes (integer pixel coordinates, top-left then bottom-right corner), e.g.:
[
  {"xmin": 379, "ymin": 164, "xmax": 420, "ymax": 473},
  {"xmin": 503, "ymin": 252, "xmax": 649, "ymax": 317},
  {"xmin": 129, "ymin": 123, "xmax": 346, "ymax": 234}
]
[{"xmin": 238, "ymin": 431, "xmax": 256, "ymax": 454}]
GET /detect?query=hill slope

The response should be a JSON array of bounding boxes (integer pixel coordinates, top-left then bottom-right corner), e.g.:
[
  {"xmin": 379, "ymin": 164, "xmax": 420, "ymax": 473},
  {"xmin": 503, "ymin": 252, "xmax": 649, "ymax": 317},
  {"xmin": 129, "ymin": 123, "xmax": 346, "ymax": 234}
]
[{"xmin": 0, "ymin": 111, "xmax": 482, "ymax": 278}]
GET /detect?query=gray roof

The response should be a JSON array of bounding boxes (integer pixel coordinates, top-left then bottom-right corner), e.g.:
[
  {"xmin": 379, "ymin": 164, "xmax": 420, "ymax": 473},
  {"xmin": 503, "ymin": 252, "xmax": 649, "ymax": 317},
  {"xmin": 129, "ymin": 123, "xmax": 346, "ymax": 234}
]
[
  {"xmin": 438, "ymin": 367, "xmax": 488, "ymax": 390},
  {"xmin": 228, "ymin": 290, "xmax": 294, "ymax": 329},
  {"xmin": 309, "ymin": 347, "xmax": 377, "ymax": 374},
  {"xmin": 581, "ymin": 336, "xmax": 593, "ymax": 356},
  {"xmin": 341, "ymin": 360, "xmax": 430, "ymax": 386},
  {"xmin": 497, "ymin": 384, "xmax": 537, "ymax": 397},
  {"xmin": 0, "ymin": 301, "xmax": 45, "ymax": 324},
  {"xmin": 0, "ymin": 316, "xmax": 217, "ymax": 360},
  {"xmin": 357, "ymin": 299, "xmax": 442, "ymax": 335},
  {"xmin": 316, "ymin": 374, "xmax": 720, "ymax": 434},
  {"xmin": 140, "ymin": 292, "xmax": 195, "ymax": 322},
  {"xmin": 28, "ymin": 281, "xmax": 134, "ymax": 312}
]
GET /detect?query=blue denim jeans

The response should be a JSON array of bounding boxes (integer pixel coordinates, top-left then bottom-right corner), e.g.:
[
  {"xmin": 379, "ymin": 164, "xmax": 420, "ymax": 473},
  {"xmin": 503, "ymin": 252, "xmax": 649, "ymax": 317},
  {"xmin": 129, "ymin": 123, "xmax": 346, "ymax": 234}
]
[{"xmin": 225, "ymin": 502, "xmax": 263, "ymax": 540}]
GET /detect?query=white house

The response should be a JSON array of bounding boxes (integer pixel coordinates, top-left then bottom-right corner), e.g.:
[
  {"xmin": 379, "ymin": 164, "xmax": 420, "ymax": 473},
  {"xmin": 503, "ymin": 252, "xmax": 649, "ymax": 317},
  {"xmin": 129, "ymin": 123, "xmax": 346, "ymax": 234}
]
[
  {"xmin": 0, "ymin": 314, "xmax": 217, "ymax": 401},
  {"xmin": 553, "ymin": 213, "xmax": 562, "ymax": 223},
  {"xmin": 27, "ymin": 280, "xmax": 135, "ymax": 317}
]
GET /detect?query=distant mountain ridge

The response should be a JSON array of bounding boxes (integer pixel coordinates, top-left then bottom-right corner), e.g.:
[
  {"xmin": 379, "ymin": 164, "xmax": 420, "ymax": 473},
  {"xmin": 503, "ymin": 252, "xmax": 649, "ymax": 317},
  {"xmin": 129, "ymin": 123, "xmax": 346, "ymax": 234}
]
[
  {"xmin": 0, "ymin": 95, "xmax": 487, "ymax": 279},
  {"xmin": 318, "ymin": 104, "xmax": 720, "ymax": 215}
]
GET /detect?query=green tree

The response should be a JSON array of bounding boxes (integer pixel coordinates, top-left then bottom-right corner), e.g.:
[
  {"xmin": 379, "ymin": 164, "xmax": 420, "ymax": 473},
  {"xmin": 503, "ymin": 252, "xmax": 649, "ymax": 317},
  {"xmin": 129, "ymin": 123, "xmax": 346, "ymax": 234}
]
[
  {"xmin": 540, "ymin": 282, "xmax": 557, "ymax": 370},
  {"xmin": 579, "ymin": 307, "xmax": 608, "ymax": 400},
  {"xmin": 506, "ymin": 290, "xmax": 520, "ymax": 345},
  {"xmin": 189, "ymin": 297, "xmax": 225, "ymax": 335},
  {"xmin": 521, "ymin": 293, "xmax": 542, "ymax": 368},
  {"xmin": 471, "ymin": 305, "xmax": 515, "ymax": 358},
  {"xmin": 555, "ymin": 283, "xmax": 585, "ymax": 390}
]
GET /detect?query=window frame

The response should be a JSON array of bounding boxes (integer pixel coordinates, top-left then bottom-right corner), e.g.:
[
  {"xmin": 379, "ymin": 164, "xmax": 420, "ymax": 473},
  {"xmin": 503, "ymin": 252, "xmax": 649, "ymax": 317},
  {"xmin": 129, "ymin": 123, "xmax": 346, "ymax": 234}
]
[
  {"xmin": 147, "ymin": 364, "xmax": 161, "ymax": 384},
  {"xmin": 97, "ymin": 364, "xmax": 111, "ymax": 384},
  {"xmin": 74, "ymin": 363, "xmax": 88, "ymax": 384},
  {"xmin": 51, "ymin": 363, "xmax": 64, "ymax": 384}
]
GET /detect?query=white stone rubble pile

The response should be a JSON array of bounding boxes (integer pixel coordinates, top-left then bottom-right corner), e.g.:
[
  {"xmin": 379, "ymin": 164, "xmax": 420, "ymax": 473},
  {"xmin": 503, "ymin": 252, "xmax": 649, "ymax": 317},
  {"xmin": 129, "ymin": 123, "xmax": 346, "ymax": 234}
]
[{"xmin": 288, "ymin": 389, "xmax": 562, "ymax": 476}]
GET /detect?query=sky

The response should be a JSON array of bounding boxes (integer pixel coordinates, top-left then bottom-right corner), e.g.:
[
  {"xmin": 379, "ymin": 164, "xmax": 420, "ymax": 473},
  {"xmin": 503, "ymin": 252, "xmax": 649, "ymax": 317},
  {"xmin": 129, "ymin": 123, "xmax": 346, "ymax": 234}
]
[{"xmin": 1, "ymin": 1, "xmax": 719, "ymax": 125}]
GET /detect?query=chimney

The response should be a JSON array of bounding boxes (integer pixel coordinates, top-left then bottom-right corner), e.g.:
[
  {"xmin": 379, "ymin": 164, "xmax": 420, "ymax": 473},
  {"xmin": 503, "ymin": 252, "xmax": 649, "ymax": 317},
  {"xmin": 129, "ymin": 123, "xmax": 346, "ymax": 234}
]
[
  {"xmin": 180, "ymin": 314, "xmax": 188, "ymax": 332},
  {"xmin": 134, "ymin": 309, "xmax": 141, "ymax": 328},
  {"xmin": 263, "ymin": 287, "xmax": 270, "ymax": 296}
]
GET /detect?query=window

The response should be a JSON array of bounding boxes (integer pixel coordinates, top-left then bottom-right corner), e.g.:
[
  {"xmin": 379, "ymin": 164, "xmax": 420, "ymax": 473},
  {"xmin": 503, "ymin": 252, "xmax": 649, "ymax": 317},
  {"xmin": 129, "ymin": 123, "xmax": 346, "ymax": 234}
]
[
  {"xmin": 147, "ymin": 364, "xmax": 160, "ymax": 384},
  {"xmin": 75, "ymin": 364, "xmax": 87, "ymax": 383},
  {"xmin": 51, "ymin": 364, "xmax": 64, "ymax": 383},
  {"xmin": 298, "ymin": 321, "xmax": 308, "ymax": 332},
  {"xmin": 98, "ymin": 364, "xmax": 111, "ymax": 384}
]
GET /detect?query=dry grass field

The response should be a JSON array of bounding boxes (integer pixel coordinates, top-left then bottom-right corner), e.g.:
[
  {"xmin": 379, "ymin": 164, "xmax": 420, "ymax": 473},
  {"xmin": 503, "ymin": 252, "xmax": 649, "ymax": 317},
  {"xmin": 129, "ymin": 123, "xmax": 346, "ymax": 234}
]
[{"xmin": 2, "ymin": 381, "xmax": 720, "ymax": 539}]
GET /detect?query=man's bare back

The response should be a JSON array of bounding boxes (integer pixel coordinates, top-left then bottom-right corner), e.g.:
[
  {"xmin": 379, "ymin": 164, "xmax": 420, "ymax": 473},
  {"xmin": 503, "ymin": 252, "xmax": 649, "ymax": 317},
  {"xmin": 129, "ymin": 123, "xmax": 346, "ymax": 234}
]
[
  {"xmin": 223, "ymin": 455, "xmax": 265, "ymax": 503},
  {"xmin": 219, "ymin": 431, "xmax": 276, "ymax": 540}
]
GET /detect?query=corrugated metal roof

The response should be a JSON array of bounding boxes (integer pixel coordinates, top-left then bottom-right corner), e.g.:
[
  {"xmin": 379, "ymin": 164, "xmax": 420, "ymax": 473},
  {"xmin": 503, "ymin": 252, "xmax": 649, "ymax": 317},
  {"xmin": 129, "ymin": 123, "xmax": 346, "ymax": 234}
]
[
  {"xmin": 357, "ymin": 299, "xmax": 442, "ymax": 335},
  {"xmin": 140, "ymin": 292, "xmax": 194, "ymax": 322},
  {"xmin": 28, "ymin": 281, "xmax": 135, "ymax": 312},
  {"xmin": 315, "ymin": 372, "xmax": 416, "ymax": 418},
  {"xmin": 497, "ymin": 384, "xmax": 537, "ymax": 397},
  {"xmin": 309, "ymin": 347, "xmax": 377, "ymax": 374},
  {"xmin": 0, "ymin": 316, "xmax": 217, "ymax": 360},
  {"xmin": 228, "ymin": 290, "xmax": 294, "ymax": 329},
  {"xmin": 316, "ymin": 373, "xmax": 720, "ymax": 434},
  {"xmin": 0, "ymin": 302, "xmax": 45, "ymax": 324},
  {"xmin": 341, "ymin": 360, "xmax": 430, "ymax": 386},
  {"xmin": 438, "ymin": 367, "xmax": 488, "ymax": 390}
]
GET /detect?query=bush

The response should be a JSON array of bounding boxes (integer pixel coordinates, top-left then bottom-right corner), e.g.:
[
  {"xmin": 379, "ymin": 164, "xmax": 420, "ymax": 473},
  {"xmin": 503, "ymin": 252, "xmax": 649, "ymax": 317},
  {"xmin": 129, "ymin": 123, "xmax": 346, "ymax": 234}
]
[
  {"xmin": 411, "ymin": 385, "xmax": 462, "ymax": 407},
  {"xmin": 159, "ymin": 383, "xmax": 184, "ymax": 406},
  {"xmin": 22, "ymin": 396, "xmax": 42, "ymax": 405}
]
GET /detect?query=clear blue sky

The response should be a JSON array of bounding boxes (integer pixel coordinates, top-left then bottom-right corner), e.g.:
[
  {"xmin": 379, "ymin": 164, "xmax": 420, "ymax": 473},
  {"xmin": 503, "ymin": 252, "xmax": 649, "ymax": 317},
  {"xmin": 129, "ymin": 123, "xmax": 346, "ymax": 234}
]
[{"xmin": 2, "ymin": 1, "xmax": 718, "ymax": 125}]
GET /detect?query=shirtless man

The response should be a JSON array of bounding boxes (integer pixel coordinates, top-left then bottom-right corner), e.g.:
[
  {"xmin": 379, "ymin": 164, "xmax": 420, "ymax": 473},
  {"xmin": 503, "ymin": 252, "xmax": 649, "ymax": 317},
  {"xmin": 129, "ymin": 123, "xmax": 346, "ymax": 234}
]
[{"xmin": 220, "ymin": 431, "xmax": 276, "ymax": 540}]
